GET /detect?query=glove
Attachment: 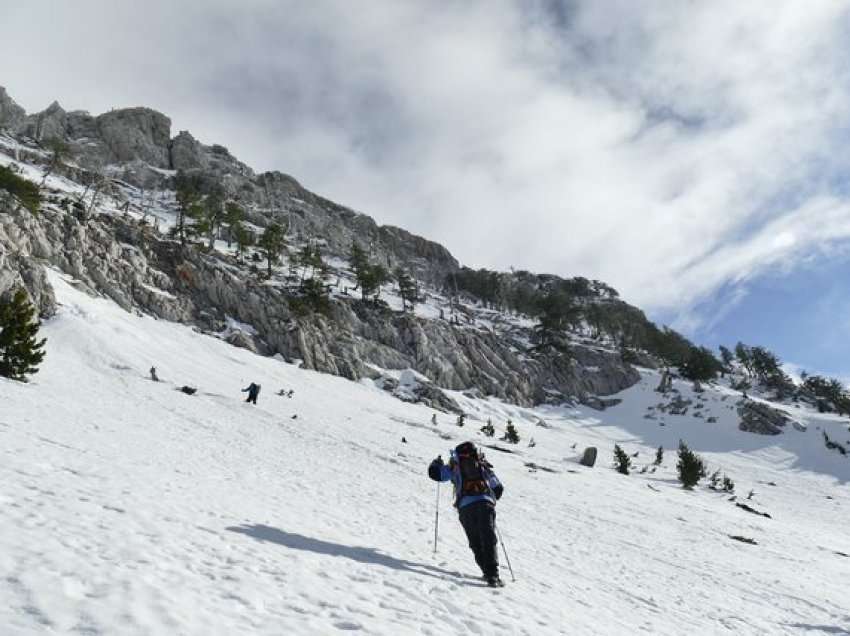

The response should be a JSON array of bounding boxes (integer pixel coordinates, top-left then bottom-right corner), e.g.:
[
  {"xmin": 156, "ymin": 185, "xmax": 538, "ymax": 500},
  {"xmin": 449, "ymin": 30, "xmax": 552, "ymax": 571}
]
[
  {"xmin": 493, "ymin": 484, "xmax": 504, "ymax": 500},
  {"xmin": 428, "ymin": 455, "xmax": 445, "ymax": 481}
]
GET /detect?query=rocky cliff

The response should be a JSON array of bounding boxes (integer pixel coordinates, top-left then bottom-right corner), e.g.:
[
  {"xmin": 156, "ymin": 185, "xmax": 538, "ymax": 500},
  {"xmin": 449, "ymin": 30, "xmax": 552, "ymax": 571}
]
[{"xmin": 0, "ymin": 87, "xmax": 642, "ymax": 409}]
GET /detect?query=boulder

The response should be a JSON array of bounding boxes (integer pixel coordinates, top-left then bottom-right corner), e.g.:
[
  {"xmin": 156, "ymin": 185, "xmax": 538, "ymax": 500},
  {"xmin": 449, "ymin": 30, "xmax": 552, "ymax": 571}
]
[{"xmin": 579, "ymin": 447, "xmax": 598, "ymax": 467}]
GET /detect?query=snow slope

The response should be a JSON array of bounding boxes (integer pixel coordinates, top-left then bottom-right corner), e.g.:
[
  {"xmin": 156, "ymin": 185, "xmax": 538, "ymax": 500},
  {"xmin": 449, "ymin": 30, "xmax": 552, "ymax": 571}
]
[{"xmin": 2, "ymin": 272, "xmax": 849, "ymax": 635}]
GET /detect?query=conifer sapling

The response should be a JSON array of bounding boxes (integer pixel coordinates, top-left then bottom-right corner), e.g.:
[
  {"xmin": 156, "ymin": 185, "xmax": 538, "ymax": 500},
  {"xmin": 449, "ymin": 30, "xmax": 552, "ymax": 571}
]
[
  {"xmin": 613, "ymin": 444, "xmax": 631, "ymax": 475},
  {"xmin": 0, "ymin": 289, "xmax": 47, "ymax": 382}
]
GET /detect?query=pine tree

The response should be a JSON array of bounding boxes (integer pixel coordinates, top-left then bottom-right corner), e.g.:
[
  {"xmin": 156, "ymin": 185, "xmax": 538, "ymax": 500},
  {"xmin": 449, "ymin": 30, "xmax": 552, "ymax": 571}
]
[
  {"xmin": 0, "ymin": 289, "xmax": 47, "ymax": 381},
  {"xmin": 394, "ymin": 267, "xmax": 419, "ymax": 311},
  {"xmin": 680, "ymin": 346, "xmax": 721, "ymax": 382},
  {"xmin": 173, "ymin": 172, "xmax": 202, "ymax": 246},
  {"xmin": 233, "ymin": 223, "xmax": 253, "ymax": 263},
  {"xmin": 349, "ymin": 242, "xmax": 369, "ymax": 290},
  {"xmin": 480, "ymin": 419, "xmax": 495, "ymax": 437},
  {"xmin": 613, "ymin": 444, "xmax": 631, "ymax": 474},
  {"xmin": 39, "ymin": 137, "xmax": 69, "ymax": 188},
  {"xmin": 718, "ymin": 345, "xmax": 734, "ymax": 373},
  {"xmin": 257, "ymin": 223, "xmax": 286, "ymax": 278},
  {"xmin": 224, "ymin": 201, "xmax": 244, "ymax": 248},
  {"xmin": 349, "ymin": 242, "xmax": 389, "ymax": 301},
  {"xmin": 708, "ymin": 469, "xmax": 721, "ymax": 489},
  {"xmin": 654, "ymin": 445, "xmax": 664, "ymax": 466},
  {"xmin": 200, "ymin": 191, "xmax": 226, "ymax": 250},
  {"xmin": 677, "ymin": 440, "xmax": 706, "ymax": 489},
  {"xmin": 502, "ymin": 421, "xmax": 520, "ymax": 444}
]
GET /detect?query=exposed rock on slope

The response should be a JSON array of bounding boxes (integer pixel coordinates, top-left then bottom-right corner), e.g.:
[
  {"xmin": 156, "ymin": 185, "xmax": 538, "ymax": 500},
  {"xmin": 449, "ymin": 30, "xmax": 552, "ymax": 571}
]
[{"xmin": 737, "ymin": 399, "xmax": 800, "ymax": 435}]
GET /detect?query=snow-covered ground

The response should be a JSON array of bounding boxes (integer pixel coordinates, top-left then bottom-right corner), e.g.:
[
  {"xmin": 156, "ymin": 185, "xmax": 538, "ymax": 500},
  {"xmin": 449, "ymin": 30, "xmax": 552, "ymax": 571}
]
[{"xmin": 2, "ymin": 272, "xmax": 850, "ymax": 635}]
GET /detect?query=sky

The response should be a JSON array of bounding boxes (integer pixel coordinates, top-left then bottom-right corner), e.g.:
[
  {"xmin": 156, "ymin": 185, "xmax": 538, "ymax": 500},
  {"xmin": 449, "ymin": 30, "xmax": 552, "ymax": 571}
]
[{"xmin": 3, "ymin": 0, "xmax": 850, "ymax": 377}]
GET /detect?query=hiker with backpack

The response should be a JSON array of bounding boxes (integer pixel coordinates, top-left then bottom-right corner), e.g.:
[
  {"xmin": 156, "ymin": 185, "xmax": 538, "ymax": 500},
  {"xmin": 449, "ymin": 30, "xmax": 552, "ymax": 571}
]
[
  {"xmin": 428, "ymin": 441, "xmax": 505, "ymax": 587},
  {"xmin": 242, "ymin": 382, "xmax": 261, "ymax": 405}
]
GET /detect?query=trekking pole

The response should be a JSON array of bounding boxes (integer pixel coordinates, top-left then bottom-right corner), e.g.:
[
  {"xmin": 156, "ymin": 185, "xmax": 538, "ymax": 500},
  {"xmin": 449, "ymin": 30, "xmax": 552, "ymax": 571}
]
[
  {"xmin": 433, "ymin": 482, "xmax": 441, "ymax": 554},
  {"xmin": 495, "ymin": 522, "xmax": 516, "ymax": 582}
]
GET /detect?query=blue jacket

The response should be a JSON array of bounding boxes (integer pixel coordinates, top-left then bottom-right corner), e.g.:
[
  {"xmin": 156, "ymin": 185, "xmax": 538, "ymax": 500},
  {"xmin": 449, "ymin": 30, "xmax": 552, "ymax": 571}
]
[{"xmin": 428, "ymin": 454, "xmax": 504, "ymax": 509}]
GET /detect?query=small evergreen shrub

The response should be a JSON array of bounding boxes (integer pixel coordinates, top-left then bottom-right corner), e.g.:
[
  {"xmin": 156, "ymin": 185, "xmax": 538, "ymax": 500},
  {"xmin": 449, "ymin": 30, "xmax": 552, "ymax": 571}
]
[
  {"xmin": 480, "ymin": 419, "xmax": 495, "ymax": 437},
  {"xmin": 0, "ymin": 289, "xmax": 47, "ymax": 381},
  {"xmin": 0, "ymin": 165, "xmax": 41, "ymax": 214},
  {"xmin": 654, "ymin": 445, "xmax": 664, "ymax": 466},
  {"xmin": 677, "ymin": 440, "xmax": 706, "ymax": 489},
  {"xmin": 613, "ymin": 444, "xmax": 631, "ymax": 475},
  {"xmin": 502, "ymin": 421, "xmax": 520, "ymax": 444}
]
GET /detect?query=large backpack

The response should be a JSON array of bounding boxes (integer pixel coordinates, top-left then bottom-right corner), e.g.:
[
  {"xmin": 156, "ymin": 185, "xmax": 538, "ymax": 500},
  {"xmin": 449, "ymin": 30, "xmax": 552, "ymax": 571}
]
[{"xmin": 452, "ymin": 442, "xmax": 491, "ymax": 505}]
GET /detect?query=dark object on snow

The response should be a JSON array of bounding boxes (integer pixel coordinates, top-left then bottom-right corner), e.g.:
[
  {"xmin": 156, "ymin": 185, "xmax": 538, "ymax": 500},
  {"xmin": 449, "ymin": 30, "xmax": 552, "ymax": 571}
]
[
  {"xmin": 149, "ymin": 366, "xmax": 160, "ymax": 382},
  {"xmin": 428, "ymin": 442, "xmax": 504, "ymax": 582},
  {"xmin": 291, "ymin": 414, "xmax": 298, "ymax": 419},
  {"xmin": 524, "ymin": 462, "xmax": 558, "ymax": 473},
  {"xmin": 735, "ymin": 502, "xmax": 772, "ymax": 519},
  {"xmin": 242, "ymin": 382, "xmax": 261, "ymax": 405},
  {"xmin": 287, "ymin": 389, "xmax": 294, "ymax": 398},
  {"xmin": 482, "ymin": 444, "xmax": 515, "ymax": 454},
  {"xmin": 179, "ymin": 386, "xmax": 197, "ymax": 395},
  {"xmin": 729, "ymin": 535, "xmax": 758, "ymax": 545},
  {"xmin": 823, "ymin": 431, "xmax": 848, "ymax": 455},
  {"xmin": 579, "ymin": 447, "xmax": 598, "ymax": 467},
  {"xmin": 401, "ymin": 437, "xmax": 408, "ymax": 444}
]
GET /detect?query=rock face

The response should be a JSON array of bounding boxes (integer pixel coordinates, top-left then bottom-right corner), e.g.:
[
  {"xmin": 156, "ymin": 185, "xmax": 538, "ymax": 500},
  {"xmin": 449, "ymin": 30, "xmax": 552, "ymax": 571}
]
[
  {"xmin": 169, "ymin": 130, "xmax": 206, "ymax": 171},
  {"xmin": 0, "ymin": 199, "xmax": 640, "ymax": 408},
  {"xmin": 737, "ymin": 399, "xmax": 799, "ymax": 435},
  {"xmin": 96, "ymin": 108, "xmax": 172, "ymax": 167},
  {"xmin": 0, "ymin": 87, "xmax": 26, "ymax": 129},
  {"xmin": 17, "ymin": 101, "xmax": 67, "ymax": 142}
]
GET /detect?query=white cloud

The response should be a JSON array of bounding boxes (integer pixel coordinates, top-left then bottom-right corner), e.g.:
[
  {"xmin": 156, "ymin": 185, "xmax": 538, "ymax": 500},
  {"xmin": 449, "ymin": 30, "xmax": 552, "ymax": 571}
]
[{"xmin": 3, "ymin": 0, "xmax": 850, "ymax": 318}]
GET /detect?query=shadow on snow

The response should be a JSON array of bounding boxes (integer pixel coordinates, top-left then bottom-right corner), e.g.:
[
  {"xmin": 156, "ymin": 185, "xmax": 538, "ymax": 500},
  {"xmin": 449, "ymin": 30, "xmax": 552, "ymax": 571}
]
[{"xmin": 226, "ymin": 524, "xmax": 484, "ymax": 584}]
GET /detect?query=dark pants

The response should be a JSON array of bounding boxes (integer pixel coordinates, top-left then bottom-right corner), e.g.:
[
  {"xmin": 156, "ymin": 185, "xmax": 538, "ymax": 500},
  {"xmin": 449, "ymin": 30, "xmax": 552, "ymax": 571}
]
[
  {"xmin": 458, "ymin": 501, "xmax": 499, "ymax": 578},
  {"xmin": 246, "ymin": 392, "xmax": 258, "ymax": 404}
]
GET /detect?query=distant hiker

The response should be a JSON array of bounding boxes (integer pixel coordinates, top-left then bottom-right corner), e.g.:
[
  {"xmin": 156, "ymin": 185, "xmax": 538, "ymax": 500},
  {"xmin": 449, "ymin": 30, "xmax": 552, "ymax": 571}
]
[
  {"xmin": 428, "ymin": 441, "xmax": 505, "ymax": 587},
  {"xmin": 242, "ymin": 382, "xmax": 261, "ymax": 405},
  {"xmin": 287, "ymin": 389, "xmax": 294, "ymax": 398},
  {"xmin": 431, "ymin": 414, "xmax": 437, "ymax": 426},
  {"xmin": 277, "ymin": 389, "xmax": 287, "ymax": 396},
  {"xmin": 149, "ymin": 366, "xmax": 160, "ymax": 382},
  {"xmin": 402, "ymin": 436, "xmax": 408, "ymax": 444},
  {"xmin": 457, "ymin": 413, "xmax": 466, "ymax": 427}
]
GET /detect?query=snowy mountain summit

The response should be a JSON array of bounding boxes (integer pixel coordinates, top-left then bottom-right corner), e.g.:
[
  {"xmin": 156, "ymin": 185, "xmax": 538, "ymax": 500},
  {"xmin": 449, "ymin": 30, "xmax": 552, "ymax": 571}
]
[{"xmin": 2, "ymin": 88, "xmax": 850, "ymax": 635}]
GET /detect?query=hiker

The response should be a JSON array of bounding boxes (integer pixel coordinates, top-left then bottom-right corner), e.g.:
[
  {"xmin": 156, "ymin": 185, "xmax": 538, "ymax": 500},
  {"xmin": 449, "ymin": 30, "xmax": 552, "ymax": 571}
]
[
  {"xmin": 149, "ymin": 366, "xmax": 160, "ymax": 382},
  {"xmin": 242, "ymin": 382, "xmax": 261, "ymax": 405},
  {"xmin": 428, "ymin": 441, "xmax": 505, "ymax": 586}
]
